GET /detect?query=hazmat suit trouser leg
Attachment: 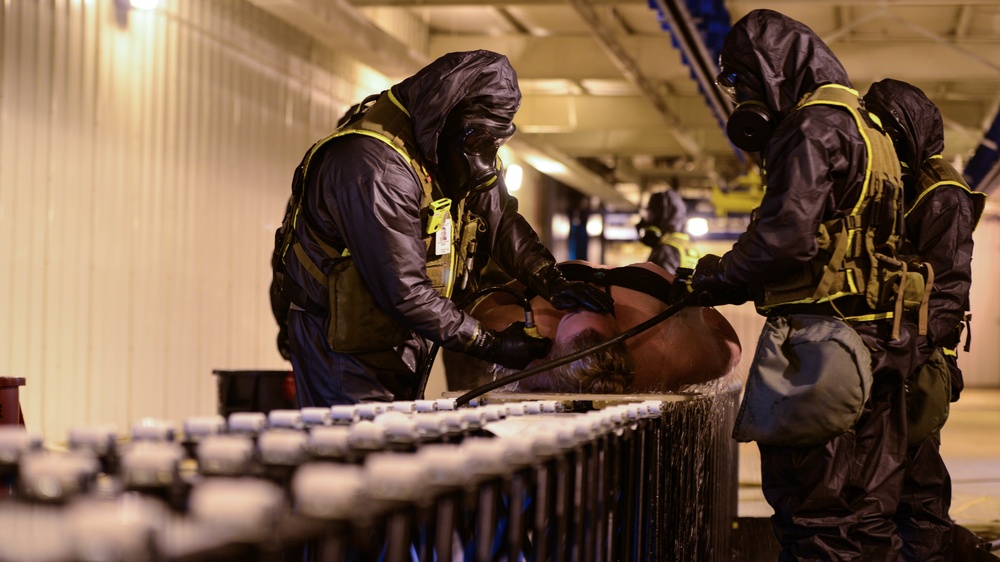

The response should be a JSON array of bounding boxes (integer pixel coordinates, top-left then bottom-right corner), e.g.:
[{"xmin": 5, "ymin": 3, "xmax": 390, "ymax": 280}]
[
  {"xmin": 895, "ymin": 435, "xmax": 953, "ymax": 561},
  {"xmin": 287, "ymin": 309, "xmax": 425, "ymax": 406},
  {"xmin": 760, "ymin": 322, "xmax": 913, "ymax": 562}
]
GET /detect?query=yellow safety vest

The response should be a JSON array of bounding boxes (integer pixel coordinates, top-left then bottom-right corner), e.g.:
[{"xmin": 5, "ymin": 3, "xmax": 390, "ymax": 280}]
[
  {"xmin": 286, "ymin": 89, "xmax": 481, "ymax": 301},
  {"xmin": 756, "ymin": 85, "xmax": 926, "ymax": 337}
]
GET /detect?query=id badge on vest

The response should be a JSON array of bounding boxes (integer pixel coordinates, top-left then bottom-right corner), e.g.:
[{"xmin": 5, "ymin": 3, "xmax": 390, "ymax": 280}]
[{"xmin": 435, "ymin": 215, "xmax": 452, "ymax": 256}]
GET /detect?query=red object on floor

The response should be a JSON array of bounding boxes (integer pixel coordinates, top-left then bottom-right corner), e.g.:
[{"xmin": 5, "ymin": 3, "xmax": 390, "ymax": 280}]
[{"xmin": 0, "ymin": 377, "xmax": 26, "ymax": 427}]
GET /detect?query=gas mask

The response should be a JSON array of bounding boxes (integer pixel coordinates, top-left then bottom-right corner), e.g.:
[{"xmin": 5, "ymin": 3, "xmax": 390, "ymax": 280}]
[
  {"xmin": 863, "ymin": 98, "xmax": 914, "ymax": 176},
  {"xmin": 437, "ymin": 124, "xmax": 514, "ymax": 199},
  {"xmin": 716, "ymin": 66, "xmax": 777, "ymax": 153}
]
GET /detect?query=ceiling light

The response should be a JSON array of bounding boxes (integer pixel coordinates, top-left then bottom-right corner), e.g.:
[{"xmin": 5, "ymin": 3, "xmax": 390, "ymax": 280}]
[
  {"xmin": 523, "ymin": 154, "xmax": 568, "ymax": 175},
  {"xmin": 552, "ymin": 215, "xmax": 571, "ymax": 240},
  {"xmin": 586, "ymin": 214, "xmax": 604, "ymax": 237},
  {"xmin": 687, "ymin": 217, "xmax": 709, "ymax": 237},
  {"xmin": 505, "ymin": 164, "xmax": 523, "ymax": 193}
]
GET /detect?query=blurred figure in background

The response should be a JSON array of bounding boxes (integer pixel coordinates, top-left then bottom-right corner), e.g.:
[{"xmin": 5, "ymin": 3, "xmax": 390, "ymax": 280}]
[{"xmin": 636, "ymin": 190, "xmax": 699, "ymax": 275}]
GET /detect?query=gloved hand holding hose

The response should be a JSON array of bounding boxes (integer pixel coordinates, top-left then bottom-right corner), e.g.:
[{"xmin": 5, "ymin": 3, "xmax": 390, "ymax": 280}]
[
  {"xmin": 530, "ymin": 262, "xmax": 615, "ymax": 314},
  {"xmin": 690, "ymin": 254, "xmax": 752, "ymax": 307},
  {"xmin": 466, "ymin": 321, "xmax": 552, "ymax": 370}
]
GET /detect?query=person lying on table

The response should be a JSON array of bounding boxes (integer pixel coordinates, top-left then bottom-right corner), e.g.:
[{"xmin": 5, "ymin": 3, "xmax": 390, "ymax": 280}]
[{"xmin": 444, "ymin": 260, "xmax": 742, "ymax": 394}]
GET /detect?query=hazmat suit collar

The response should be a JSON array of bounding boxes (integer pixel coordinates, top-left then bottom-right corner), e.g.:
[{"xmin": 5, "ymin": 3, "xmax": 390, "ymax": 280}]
[
  {"xmin": 390, "ymin": 50, "xmax": 521, "ymax": 168},
  {"xmin": 721, "ymin": 9, "xmax": 851, "ymax": 119}
]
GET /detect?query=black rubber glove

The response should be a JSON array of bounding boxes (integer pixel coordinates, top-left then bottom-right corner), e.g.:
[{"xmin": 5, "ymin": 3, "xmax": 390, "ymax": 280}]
[
  {"xmin": 466, "ymin": 322, "xmax": 553, "ymax": 370},
  {"xmin": 637, "ymin": 221, "xmax": 661, "ymax": 248},
  {"xmin": 665, "ymin": 267, "xmax": 695, "ymax": 304},
  {"xmin": 531, "ymin": 263, "xmax": 615, "ymax": 314},
  {"xmin": 690, "ymin": 254, "xmax": 751, "ymax": 307},
  {"xmin": 277, "ymin": 327, "xmax": 291, "ymax": 361}
]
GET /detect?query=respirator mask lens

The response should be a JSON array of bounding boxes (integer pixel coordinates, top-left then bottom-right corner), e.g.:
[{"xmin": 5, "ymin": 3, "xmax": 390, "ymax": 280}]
[
  {"xmin": 715, "ymin": 71, "xmax": 739, "ymax": 103},
  {"xmin": 463, "ymin": 127, "xmax": 511, "ymax": 154}
]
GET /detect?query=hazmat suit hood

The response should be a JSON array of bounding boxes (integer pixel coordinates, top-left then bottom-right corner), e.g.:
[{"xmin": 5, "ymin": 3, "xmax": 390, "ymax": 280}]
[
  {"xmin": 647, "ymin": 190, "xmax": 687, "ymax": 233},
  {"xmin": 720, "ymin": 9, "xmax": 851, "ymax": 119},
  {"xmin": 864, "ymin": 78, "xmax": 944, "ymax": 173},
  {"xmin": 391, "ymin": 50, "xmax": 521, "ymax": 168}
]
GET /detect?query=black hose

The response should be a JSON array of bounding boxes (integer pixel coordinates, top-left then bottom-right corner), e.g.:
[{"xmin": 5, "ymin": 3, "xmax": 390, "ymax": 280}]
[
  {"xmin": 415, "ymin": 285, "xmax": 533, "ymax": 400},
  {"xmin": 453, "ymin": 287, "xmax": 704, "ymax": 407}
]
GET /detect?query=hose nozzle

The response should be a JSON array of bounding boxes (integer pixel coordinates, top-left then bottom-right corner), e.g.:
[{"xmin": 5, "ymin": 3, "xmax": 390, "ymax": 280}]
[{"xmin": 523, "ymin": 309, "xmax": 543, "ymax": 339}]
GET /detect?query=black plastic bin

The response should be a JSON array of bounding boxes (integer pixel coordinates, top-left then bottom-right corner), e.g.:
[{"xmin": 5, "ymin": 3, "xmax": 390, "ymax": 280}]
[{"xmin": 213, "ymin": 370, "xmax": 296, "ymax": 416}]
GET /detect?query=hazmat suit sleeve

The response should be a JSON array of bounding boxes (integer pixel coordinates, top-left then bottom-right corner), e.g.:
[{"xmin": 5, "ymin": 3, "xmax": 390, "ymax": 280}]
[
  {"xmin": 905, "ymin": 186, "xmax": 976, "ymax": 346},
  {"xmin": 721, "ymin": 107, "xmax": 866, "ymax": 286}
]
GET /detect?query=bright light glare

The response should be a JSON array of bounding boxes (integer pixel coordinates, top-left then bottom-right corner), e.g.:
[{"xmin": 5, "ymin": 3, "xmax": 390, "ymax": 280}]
[
  {"xmin": 552, "ymin": 215, "xmax": 571, "ymax": 240},
  {"xmin": 523, "ymin": 155, "xmax": 568, "ymax": 175},
  {"xmin": 586, "ymin": 214, "xmax": 604, "ymax": 237},
  {"xmin": 130, "ymin": 0, "xmax": 159, "ymax": 9},
  {"xmin": 505, "ymin": 164, "xmax": 523, "ymax": 193},
  {"xmin": 687, "ymin": 217, "xmax": 709, "ymax": 237}
]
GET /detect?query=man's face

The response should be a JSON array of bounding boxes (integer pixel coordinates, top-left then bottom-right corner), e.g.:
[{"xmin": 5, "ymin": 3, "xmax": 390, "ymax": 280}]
[{"xmin": 554, "ymin": 310, "xmax": 617, "ymax": 353}]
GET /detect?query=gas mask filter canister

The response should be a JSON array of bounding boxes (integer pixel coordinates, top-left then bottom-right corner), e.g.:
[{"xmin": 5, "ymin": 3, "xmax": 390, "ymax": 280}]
[{"xmin": 726, "ymin": 100, "xmax": 776, "ymax": 153}]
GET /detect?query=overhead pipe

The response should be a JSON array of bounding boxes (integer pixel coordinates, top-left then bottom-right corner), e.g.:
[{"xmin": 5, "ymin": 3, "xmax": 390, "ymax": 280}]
[
  {"xmin": 963, "ymin": 112, "xmax": 1000, "ymax": 194},
  {"xmin": 647, "ymin": 0, "xmax": 734, "ymax": 136}
]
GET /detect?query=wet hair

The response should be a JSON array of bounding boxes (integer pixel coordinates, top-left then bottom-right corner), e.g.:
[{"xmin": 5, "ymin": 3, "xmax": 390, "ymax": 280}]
[{"xmin": 494, "ymin": 328, "xmax": 634, "ymax": 394}]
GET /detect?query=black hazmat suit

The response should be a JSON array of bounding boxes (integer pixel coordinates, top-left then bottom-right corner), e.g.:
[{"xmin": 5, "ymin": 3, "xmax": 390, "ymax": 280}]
[
  {"xmin": 278, "ymin": 51, "xmax": 607, "ymax": 406},
  {"xmin": 865, "ymin": 78, "xmax": 986, "ymax": 561},
  {"xmin": 708, "ymin": 10, "xmax": 918, "ymax": 560}
]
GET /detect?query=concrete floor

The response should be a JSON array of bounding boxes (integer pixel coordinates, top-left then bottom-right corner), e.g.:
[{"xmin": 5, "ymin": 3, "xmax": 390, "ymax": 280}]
[{"xmin": 736, "ymin": 387, "xmax": 1000, "ymax": 554}]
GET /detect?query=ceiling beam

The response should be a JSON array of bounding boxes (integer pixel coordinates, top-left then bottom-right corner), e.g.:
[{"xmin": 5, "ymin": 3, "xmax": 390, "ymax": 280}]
[
  {"xmin": 565, "ymin": 0, "xmax": 703, "ymax": 158},
  {"xmin": 249, "ymin": 0, "xmax": 627, "ymax": 202},
  {"xmin": 349, "ymin": 0, "xmax": 646, "ymax": 5},
  {"xmin": 511, "ymin": 135, "xmax": 638, "ymax": 210},
  {"xmin": 352, "ymin": 0, "xmax": 1000, "ymax": 5},
  {"xmin": 247, "ymin": 0, "xmax": 427, "ymax": 79}
]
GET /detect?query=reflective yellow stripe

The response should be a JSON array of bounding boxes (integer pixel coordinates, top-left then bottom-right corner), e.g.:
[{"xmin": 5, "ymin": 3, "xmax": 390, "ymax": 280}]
[
  {"xmin": 904, "ymin": 154, "xmax": 978, "ymax": 219},
  {"xmin": 904, "ymin": 179, "xmax": 968, "ymax": 219},
  {"xmin": 387, "ymin": 88, "xmax": 410, "ymax": 117},
  {"xmin": 799, "ymin": 85, "xmax": 873, "ymax": 217},
  {"xmin": 844, "ymin": 311, "xmax": 893, "ymax": 322},
  {"xmin": 943, "ymin": 347, "xmax": 957, "ymax": 357},
  {"xmin": 757, "ymin": 289, "xmax": 855, "ymax": 310},
  {"xmin": 332, "ymin": 129, "xmax": 411, "ymax": 163}
]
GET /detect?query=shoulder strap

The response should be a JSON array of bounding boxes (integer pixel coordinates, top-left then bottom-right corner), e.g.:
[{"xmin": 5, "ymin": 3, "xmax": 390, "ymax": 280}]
[
  {"xmin": 910, "ymin": 156, "xmax": 987, "ymax": 229},
  {"xmin": 559, "ymin": 263, "xmax": 676, "ymax": 305}
]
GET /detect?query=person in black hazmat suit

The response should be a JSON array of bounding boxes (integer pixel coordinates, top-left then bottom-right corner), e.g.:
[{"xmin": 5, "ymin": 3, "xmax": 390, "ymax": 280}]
[
  {"xmin": 635, "ymin": 190, "xmax": 699, "ymax": 275},
  {"xmin": 690, "ymin": 10, "xmax": 921, "ymax": 560},
  {"xmin": 864, "ymin": 78, "xmax": 986, "ymax": 561},
  {"xmin": 272, "ymin": 50, "xmax": 614, "ymax": 407}
]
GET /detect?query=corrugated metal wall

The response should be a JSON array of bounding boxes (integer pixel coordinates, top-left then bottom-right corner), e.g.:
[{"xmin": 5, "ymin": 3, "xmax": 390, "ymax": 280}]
[{"xmin": 0, "ymin": 0, "xmax": 392, "ymax": 441}]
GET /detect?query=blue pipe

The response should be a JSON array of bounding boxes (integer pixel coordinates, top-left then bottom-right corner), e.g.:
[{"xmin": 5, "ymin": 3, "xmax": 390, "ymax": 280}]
[{"xmin": 963, "ymin": 111, "xmax": 1000, "ymax": 193}]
